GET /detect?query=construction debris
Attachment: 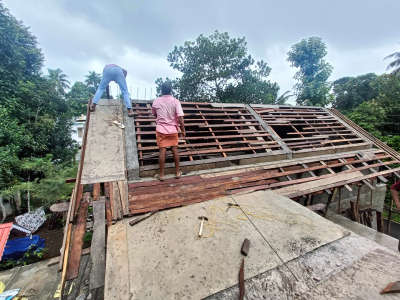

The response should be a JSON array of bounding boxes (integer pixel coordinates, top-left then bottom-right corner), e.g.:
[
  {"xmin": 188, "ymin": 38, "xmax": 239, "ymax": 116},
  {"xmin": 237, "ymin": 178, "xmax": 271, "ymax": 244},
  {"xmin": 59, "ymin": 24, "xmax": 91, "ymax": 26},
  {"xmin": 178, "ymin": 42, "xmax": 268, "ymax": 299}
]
[
  {"xmin": 198, "ymin": 216, "xmax": 208, "ymax": 237},
  {"xmin": 381, "ymin": 281, "xmax": 400, "ymax": 294}
]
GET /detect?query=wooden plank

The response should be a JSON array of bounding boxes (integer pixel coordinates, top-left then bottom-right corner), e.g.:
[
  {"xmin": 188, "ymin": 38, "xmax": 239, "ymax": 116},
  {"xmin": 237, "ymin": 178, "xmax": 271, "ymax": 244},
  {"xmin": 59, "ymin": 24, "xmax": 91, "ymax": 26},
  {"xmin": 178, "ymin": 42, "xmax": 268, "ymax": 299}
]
[
  {"xmin": 105, "ymin": 221, "xmax": 130, "ymax": 300},
  {"xmin": 320, "ymin": 161, "xmax": 352, "ymax": 192},
  {"xmin": 279, "ymin": 166, "xmax": 400, "ymax": 198},
  {"xmin": 339, "ymin": 158, "xmax": 375, "ymax": 190},
  {"xmin": 117, "ymin": 181, "xmax": 130, "ymax": 216},
  {"xmin": 246, "ymin": 104, "xmax": 290, "ymax": 154},
  {"xmin": 90, "ymin": 198, "xmax": 106, "ymax": 291},
  {"xmin": 140, "ymin": 150, "xmax": 288, "ymax": 171},
  {"xmin": 275, "ymin": 172, "xmax": 363, "ymax": 197},
  {"xmin": 105, "ymin": 199, "xmax": 112, "ymax": 227},
  {"xmin": 112, "ymin": 181, "xmax": 123, "ymax": 220},
  {"xmin": 376, "ymin": 211, "xmax": 384, "ymax": 233},
  {"xmin": 66, "ymin": 193, "xmax": 90, "ymax": 280},
  {"xmin": 108, "ymin": 182, "xmax": 115, "ymax": 221},
  {"xmin": 93, "ymin": 183, "xmax": 101, "ymax": 201}
]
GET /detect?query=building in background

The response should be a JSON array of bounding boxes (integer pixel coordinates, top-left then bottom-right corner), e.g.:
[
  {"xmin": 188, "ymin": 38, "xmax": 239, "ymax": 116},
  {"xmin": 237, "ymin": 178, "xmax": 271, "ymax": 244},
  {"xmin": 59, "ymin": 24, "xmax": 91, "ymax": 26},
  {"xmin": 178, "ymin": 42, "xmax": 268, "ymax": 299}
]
[{"xmin": 71, "ymin": 115, "xmax": 86, "ymax": 161}]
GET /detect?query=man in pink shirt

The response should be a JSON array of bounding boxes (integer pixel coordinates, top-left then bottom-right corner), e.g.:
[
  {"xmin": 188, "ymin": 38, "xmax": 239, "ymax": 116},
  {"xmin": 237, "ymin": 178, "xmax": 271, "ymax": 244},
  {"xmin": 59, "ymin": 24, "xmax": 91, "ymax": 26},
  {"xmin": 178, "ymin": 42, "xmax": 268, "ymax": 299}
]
[{"xmin": 152, "ymin": 82, "xmax": 185, "ymax": 180}]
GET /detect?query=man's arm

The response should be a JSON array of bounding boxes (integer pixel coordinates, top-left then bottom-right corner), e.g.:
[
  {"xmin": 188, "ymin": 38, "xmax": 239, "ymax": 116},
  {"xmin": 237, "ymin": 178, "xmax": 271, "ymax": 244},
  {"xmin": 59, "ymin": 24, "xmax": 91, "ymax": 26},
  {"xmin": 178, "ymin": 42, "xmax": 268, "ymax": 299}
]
[
  {"xmin": 390, "ymin": 186, "xmax": 400, "ymax": 209},
  {"xmin": 178, "ymin": 116, "xmax": 185, "ymax": 137}
]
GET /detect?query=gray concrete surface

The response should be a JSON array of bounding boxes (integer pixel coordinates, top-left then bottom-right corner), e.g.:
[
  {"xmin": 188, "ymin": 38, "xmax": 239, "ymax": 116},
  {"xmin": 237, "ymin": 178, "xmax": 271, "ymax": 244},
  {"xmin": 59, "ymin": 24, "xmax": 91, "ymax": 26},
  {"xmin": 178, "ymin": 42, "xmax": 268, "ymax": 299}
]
[
  {"xmin": 117, "ymin": 191, "xmax": 347, "ymax": 299},
  {"xmin": 327, "ymin": 212, "xmax": 399, "ymax": 252},
  {"xmin": 314, "ymin": 182, "xmax": 387, "ymax": 214},
  {"xmin": 207, "ymin": 233, "xmax": 400, "ymax": 300},
  {"xmin": 123, "ymin": 103, "xmax": 140, "ymax": 180},
  {"xmin": 0, "ymin": 257, "xmax": 60, "ymax": 299},
  {"xmin": 81, "ymin": 99, "xmax": 126, "ymax": 184}
]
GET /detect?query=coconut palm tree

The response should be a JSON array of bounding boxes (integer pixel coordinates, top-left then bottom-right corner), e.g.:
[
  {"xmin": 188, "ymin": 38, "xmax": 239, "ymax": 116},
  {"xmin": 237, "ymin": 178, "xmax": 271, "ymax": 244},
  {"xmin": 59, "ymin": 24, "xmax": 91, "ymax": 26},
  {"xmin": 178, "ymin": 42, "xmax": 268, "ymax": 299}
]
[
  {"xmin": 85, "ymin": 71, "xmax": 102, "ymax": 94},
  {"xmin": 47, "ymin": 68, "xmax": 70, "ymax": 95},
  {"xmin": 385, "ymin": 51, "xmax": 400, "ymax": 76},
  {"xmin": 274, "ymin": 90, "xmax": 293, "ymax": 105}
]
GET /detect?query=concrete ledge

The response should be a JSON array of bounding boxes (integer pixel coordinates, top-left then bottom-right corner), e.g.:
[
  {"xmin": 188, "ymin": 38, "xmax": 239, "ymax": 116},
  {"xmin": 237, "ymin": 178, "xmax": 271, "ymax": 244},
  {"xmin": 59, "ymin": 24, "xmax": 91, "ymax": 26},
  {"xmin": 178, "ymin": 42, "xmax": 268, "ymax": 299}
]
[{"xmin": 326, "ymin": 212, "xmax": 399, "ymax": 252}]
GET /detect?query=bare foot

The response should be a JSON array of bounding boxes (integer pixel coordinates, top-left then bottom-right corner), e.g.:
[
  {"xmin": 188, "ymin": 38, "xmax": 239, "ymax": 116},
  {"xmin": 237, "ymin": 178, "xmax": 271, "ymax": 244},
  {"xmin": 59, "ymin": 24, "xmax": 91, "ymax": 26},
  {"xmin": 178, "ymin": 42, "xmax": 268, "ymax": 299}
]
[
  {"xmin": 175, "ymin": 170, "xmax": 182, "ymax": 179},
  {"xmin": 127, "ymin": 108, "xmax": 134, "ymax": 117},
  {"xmin": 155, "ymin": 174, "xmax": 164, "ymax": 181},
  {"xmin": 90, "ymin": 103, "xmax": 96, "ymax": 112}
]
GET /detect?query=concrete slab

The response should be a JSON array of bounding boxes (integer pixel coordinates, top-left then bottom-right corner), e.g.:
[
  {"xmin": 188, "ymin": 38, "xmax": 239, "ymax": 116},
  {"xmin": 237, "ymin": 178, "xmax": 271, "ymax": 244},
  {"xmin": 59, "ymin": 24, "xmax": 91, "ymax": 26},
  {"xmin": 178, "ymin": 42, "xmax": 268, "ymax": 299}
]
[
  {"xmin": 302, "ymin": 248, "xmax": 400, "ymax": 299},
  {"xmin": 123, "ymin": 190, "xmax": 348, "ymax": 299},
  {"xmin": 326, "ymin": 212, "xmax": 399, "ymax": 252},
  {"xmin": 82, "ymin": 99, "xmax": 126, "ymax": 184},
  {"xmin": 207, "ymin": 233, "xmax": 400, "ymax": 300},
  {"xmin": 234, "ymin": 191, "xmax": 349, "ymax": 262},
  {"xmin": 0, "ymin": 259, "xmax": 60, "ymax": 299},
  {"xmin": 126, "ymin": 197, "xmax": 282, "ymax": 300}
]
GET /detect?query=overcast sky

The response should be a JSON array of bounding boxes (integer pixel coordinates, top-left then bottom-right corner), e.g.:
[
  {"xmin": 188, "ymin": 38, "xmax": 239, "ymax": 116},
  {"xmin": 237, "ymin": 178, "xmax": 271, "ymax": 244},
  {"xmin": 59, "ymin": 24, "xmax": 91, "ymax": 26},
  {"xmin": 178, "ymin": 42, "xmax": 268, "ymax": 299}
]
[{"xmin": 3, "ymin": 0, "xmax": 400, "ymax": 101}]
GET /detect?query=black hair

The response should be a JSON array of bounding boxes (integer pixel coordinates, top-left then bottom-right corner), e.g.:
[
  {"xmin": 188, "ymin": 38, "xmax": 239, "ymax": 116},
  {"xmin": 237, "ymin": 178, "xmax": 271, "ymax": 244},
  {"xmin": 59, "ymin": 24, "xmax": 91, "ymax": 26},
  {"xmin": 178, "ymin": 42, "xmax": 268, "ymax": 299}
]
[{"xmin": 161, "ymin": 82, "xmax": 172, "ymax": 95}]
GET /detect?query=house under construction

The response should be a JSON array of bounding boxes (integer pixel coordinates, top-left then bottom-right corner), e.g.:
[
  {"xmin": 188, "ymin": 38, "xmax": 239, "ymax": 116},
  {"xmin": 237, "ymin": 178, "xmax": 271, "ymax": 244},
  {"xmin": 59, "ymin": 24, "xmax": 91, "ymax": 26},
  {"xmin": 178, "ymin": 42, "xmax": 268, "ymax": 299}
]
[{"xmin": 60, "ymin": 99, "xmax": 400, "ymax": 299}]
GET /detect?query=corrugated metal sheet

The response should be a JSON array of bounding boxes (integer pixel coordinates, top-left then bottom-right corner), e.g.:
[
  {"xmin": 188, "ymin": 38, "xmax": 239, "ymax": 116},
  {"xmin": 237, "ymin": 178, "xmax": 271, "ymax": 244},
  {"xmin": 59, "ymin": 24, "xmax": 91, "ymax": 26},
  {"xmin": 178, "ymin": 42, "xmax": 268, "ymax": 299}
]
[{"xmin": 0, "ymin": 222, "xmax": 13, "ymax": 261}]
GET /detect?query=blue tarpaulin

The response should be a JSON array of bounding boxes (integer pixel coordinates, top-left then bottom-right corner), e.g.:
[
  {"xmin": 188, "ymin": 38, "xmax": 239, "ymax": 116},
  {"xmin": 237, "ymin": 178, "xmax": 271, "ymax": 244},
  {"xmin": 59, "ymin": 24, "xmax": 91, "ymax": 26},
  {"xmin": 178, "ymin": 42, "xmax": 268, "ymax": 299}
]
[{"xmin": 2, "ymin": 235, "xmax": 45, "ymax": 261}]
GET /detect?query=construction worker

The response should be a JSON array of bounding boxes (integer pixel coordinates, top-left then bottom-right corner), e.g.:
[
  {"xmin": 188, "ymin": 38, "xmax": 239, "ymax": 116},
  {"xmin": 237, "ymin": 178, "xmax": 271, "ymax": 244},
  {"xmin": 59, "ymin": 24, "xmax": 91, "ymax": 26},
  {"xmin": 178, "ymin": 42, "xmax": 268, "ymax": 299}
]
[
  {"xmin": 89, "ymin": 64, "xmax": 134, "ymax": 117},
  {"xmin": 390, "ymin": 181, "xmax": 400, "ymax": 209},
  {"xmin": 152, "ymin": 82, "xmax": 185, "ymax": 181}
]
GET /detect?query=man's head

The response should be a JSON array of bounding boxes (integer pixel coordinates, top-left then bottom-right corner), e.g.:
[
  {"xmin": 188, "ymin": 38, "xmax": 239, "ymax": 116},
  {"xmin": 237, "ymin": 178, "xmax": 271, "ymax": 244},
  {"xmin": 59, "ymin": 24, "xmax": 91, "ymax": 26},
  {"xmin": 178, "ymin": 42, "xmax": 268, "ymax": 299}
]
[{"xmin": 161, "ymin": 82, "xmax": 172, "ymax": 95}]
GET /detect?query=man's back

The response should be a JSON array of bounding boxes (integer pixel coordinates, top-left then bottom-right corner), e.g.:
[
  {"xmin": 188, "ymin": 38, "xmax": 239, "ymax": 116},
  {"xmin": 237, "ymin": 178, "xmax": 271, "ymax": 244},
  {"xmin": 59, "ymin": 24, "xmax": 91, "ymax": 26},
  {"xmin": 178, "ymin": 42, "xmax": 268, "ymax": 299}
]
[{"xmin": 152, "ymin": 95, "xmax": 184, "ymax": 134}]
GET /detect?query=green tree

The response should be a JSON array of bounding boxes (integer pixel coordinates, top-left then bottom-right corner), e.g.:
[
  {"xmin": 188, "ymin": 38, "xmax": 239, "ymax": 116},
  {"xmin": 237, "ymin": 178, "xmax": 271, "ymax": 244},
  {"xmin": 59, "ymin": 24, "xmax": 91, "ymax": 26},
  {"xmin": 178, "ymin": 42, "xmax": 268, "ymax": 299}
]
[
  {"xmin": 332, "ymin": 73, "xmax": 378, "ymax": 111},
  {"xmin": 347, "ymin": 100, "xmax": 386, "ymax": 138},
  {"xmin": 287, "ymin": 37, "xmax": 333, "ymax": 106},
  {"xmin": 85, "ymin": 71, "xmax": 102, "ymax": 95},
  {"xmin": 0, "ymin": 3, "xmax": 76, "ymax": 202},
  {"xmin": 370, "ymin": 74, "xmax": 400, "ymax": 134},
  {"xmin": 47, "ymin": 68, "xmax": 70, "ymax": 96},
  {"xmin": 67, "ymin": 81, "xmax": 90, "ymax": 116},
  {"xmin": 385, "ymin": 51, "xmax": 400, "ymax": 76},
  {"xmin": 275, "ymin": 91, "xmax": 293, "ymax": 105},
  {"xmin": 157, "ymin": 31, "xmax": 280, "ymax": 104}
]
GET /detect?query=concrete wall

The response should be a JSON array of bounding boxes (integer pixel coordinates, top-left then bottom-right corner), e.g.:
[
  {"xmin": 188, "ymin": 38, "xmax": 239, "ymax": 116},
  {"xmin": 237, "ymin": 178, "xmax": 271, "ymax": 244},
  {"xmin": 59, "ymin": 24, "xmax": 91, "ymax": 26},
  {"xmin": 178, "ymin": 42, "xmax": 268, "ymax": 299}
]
[{"xmin": 312, "ymin": 183, "xmax": 386, "ymax": 214}]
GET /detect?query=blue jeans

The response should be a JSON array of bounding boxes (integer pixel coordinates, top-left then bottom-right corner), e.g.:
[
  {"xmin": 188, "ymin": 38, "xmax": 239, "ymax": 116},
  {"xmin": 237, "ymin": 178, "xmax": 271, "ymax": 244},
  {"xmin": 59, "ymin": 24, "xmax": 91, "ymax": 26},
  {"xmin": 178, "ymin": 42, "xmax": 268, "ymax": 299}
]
[{"xmin": 92, "ymin": 65, "xmax": 132, "ymax": 109}]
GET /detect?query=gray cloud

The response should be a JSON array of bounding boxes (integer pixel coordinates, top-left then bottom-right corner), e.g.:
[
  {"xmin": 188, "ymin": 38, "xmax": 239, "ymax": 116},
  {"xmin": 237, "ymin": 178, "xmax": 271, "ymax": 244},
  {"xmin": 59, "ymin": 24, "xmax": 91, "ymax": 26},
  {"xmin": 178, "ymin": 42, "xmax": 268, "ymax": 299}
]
[{"xmin": 3, "ymin": 0, "xmax": 400, "ymax": 100}]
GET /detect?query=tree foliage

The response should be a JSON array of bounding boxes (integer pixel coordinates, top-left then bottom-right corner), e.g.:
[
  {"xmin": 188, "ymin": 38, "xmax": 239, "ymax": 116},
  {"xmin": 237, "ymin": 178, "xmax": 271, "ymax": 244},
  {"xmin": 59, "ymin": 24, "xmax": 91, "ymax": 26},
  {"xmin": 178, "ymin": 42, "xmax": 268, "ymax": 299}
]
[
  {"xmin": 386, "ymin": 51, "xmax": 400, "ymax": 76},
  {"xmin": 47, "ymin": 68, "xmax": 70, "ymax": 95},
  {"xmin": 67, "ymin": 81, "xmax": 91, "ymax": 116},
  {"xmin": 341, "ymin": 74, "xmax": 400, "ymax": 150},
  {"xmin": 332, "ymin": 73, "xmax": 378, "ymax": 111},
  {"xmin": 287, "ymin": 37, "xmax": 333, "ymax": 106},
  {"xmin": 0, "ymin": 3, "xmax": 76, "ymax": 208},
  {"xmin": 157, "ymin": 31, "xmax": 281, "ymax": 104},
  {"xmin": 85, "ymin": 71, "xmax": 102, "ymax": 95}
]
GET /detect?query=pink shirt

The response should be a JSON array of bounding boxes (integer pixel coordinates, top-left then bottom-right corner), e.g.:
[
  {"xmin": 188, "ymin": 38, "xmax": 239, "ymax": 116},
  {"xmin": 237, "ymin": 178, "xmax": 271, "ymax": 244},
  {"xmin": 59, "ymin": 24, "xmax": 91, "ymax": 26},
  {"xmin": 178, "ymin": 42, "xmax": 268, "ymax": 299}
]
[{"xmin": 152, "ymin": 95, "xmax": 184, "ymax": 134}]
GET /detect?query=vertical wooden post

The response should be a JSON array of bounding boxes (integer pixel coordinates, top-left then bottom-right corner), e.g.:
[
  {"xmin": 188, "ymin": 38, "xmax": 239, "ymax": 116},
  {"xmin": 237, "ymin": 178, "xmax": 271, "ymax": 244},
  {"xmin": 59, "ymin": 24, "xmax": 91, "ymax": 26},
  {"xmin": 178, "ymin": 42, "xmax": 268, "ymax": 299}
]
[
  {"xmin": 387, "ymin": 197, "xmax": 393, "ymax": 234},
  {"xmin": 376, "ymin": 211, "xmax": 383, "ymax": 233},
  {"xmin": 337, "ymin": 187, "xmax": 342, "ymax": 214},
  {"xmin": 355, "ymin": 184, "xmax": 361, "ymax": 223}
]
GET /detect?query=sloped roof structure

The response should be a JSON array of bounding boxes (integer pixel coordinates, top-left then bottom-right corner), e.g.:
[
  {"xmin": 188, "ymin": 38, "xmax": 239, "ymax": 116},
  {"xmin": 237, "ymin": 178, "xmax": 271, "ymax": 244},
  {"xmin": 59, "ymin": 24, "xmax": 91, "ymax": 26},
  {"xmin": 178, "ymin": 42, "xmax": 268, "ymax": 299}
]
[{"xmin": 59, "ymin": 99, "xmax": 400, "ymax": 298}]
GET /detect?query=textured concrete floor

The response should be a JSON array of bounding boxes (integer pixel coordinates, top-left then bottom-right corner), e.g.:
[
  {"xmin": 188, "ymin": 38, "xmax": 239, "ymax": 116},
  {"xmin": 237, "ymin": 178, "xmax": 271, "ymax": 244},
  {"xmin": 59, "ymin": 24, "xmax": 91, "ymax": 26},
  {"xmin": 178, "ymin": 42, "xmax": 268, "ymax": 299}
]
[{"xmin": 108, "ymin": 191, "xmax": 348, "ymax": 299}]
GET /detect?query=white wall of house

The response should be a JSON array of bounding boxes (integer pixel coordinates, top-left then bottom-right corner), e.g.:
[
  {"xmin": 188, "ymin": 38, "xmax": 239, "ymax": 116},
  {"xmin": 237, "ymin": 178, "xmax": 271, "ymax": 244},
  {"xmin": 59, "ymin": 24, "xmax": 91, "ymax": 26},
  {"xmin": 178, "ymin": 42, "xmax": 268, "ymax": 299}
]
[{"xmin": 71, "ymin": 115, "xmax": 86, "ymax": 147}]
